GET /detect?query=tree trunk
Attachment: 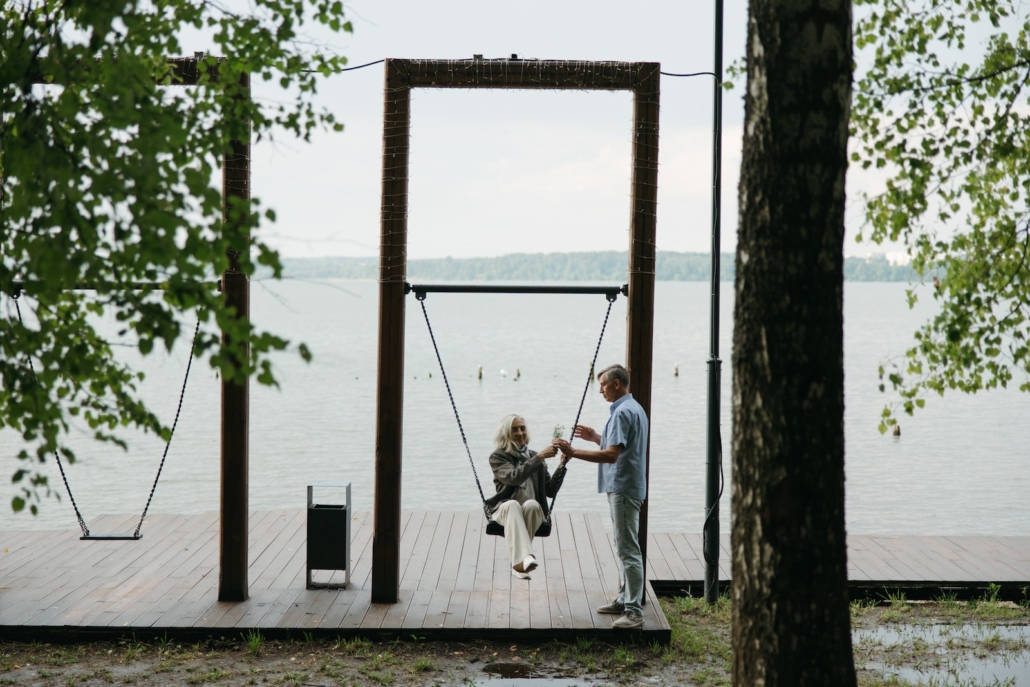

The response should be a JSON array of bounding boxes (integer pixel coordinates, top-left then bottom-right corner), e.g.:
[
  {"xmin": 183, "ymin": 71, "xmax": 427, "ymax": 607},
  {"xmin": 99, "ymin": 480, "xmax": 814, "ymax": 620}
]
[{"xmin": 732, "ymin": 1, "xmax": 855, "ymax": 685}]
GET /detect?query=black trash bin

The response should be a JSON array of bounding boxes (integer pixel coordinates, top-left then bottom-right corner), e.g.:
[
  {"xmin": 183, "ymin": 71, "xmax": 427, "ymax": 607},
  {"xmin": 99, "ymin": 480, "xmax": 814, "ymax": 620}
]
[{"xmin": 306, "ymin": 482, "xmax": 351, "ymax": 589}]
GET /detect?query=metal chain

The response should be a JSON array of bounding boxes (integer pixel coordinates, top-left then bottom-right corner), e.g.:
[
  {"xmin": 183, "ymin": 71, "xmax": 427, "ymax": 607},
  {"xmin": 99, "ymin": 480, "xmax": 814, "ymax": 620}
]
[
  {"xmin": 418, "ymin": 293, "xmax": 616, "ymax": 524},
  {"xmin": 417, "ymin": 297, "xmax": 492, "ymax": 521},
  {"xmin": 11, "ymin": 292, "xmax": 201, "ymax": 539},
  {"xmin": 12, "ymin": 293, "xmax": 91, "ymax": 537},
  {"xmin": 133, "ymin": 319, "xmax": 201, "ymax": 538},
  {"xmin": 548, "ymin": 296, "xmax": 615, "ymax": 517}
]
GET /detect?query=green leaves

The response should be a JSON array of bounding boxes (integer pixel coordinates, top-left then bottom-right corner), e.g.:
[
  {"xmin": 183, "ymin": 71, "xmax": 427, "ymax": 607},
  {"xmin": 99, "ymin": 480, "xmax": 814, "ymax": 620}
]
[
  {"xmin": 854, "ymin": 0, "xmax": 1030, "ymax": 422},
  {"xmin": 2, "ymin": 0, "xmax": 346, "ymax": 515}
]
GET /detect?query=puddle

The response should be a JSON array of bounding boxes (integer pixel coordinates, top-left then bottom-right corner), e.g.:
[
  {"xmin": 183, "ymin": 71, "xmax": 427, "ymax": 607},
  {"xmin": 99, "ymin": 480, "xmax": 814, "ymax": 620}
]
[
  {"xmin": 472, "ymin": 662, "xmax": 593, "ymax": 686},
  {"xmin": 854, "ymin": 623, "xmax": 1030, "ymax": 686},
  {"xmin": 471, "ymin": 679, "xmax": 594, "ymax": 687}
]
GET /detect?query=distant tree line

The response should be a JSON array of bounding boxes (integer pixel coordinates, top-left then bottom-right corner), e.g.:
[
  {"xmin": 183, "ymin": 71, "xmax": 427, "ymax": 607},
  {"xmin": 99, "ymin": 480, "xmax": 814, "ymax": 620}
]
[{"xmin": 277, "ymin": 252, "xmax": 917, "ymax": 282}]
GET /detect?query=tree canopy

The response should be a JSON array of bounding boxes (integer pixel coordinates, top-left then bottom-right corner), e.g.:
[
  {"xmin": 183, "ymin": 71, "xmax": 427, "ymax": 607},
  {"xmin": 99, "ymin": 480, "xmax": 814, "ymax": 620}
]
[
  {"xmin": 851, "ymin": 0, "xmax": 1030, "ymax": 429},
  {"xmin": 1, "ymin": 0, "xmax": 349, "ymax": 514}
]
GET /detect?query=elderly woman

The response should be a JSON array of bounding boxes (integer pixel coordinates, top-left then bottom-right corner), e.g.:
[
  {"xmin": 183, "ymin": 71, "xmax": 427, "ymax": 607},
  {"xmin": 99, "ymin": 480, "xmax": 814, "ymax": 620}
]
[{"xmin": 485, "ymin": 414, "xmax": 566, "ymax": 579}]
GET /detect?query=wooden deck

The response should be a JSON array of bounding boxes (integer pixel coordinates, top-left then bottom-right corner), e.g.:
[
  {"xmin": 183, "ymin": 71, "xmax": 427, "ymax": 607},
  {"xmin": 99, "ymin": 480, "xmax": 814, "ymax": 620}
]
[
  {"xmin": 3, "ymin": 510, "xmax": 1029, "ymax": 642},
  {"xmin": 647, "ymin": 531, "xmax": 1030, "ymax": 599},
  {"xmin": 0, "ymin": 510, "xmax": 669, "ymax": 642}
]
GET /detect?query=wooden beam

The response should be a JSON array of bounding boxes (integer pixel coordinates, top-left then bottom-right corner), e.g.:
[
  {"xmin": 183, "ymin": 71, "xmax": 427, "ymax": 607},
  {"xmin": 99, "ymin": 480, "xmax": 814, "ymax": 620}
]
[
  {"xmin": 219, "ymin": 71, "xmax": 251, "ymax": 603},
  {"xmin": 625, "ymin": 66, "xmax": 661, "ymax": 578},
  {"xmin": 372, "ymin": 59, "xmax": 412, "ymax": 604},
  {"xmin": 403, "ymin": 58, "xmax": 649, "ymax": 91},
  {"xmin": 29, "ymin": 55, "xmax": 224, "ymax": 86}
]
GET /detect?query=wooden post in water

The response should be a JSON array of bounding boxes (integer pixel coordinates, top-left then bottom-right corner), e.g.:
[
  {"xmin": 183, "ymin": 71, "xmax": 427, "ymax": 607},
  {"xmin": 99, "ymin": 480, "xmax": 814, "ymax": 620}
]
[
  {"xmin": 626, "ymin": 67, "xmax": 660, "ymax": 579},
  {"xmin": 371, "ymin": 59, "xmax": 411, "ymax": 604},
  {"xmin": 219, "ymin": 71, "xmax": 251, "ymax": 603}
]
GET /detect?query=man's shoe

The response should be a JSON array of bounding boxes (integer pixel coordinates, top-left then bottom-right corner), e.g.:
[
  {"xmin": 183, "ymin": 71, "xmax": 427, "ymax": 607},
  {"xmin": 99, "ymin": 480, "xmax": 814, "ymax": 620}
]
[
  {"xmin": 521, "ymin": 555, "xmax": 538, "ymax": 573},
  {"xmin": 596, "ymin": 601, "xmax": 625, "ymax": 615},
  {"xmin": 611, "ymin": 611, "xmax": 644, "ymax": 629}
]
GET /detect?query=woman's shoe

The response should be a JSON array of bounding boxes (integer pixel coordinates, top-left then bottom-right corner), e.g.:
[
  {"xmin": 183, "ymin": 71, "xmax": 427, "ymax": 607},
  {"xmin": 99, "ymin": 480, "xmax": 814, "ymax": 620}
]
[
  {"xmin": 521, "ymin": 555, "xmax": 538, "ymax": 573},
  {"xmin": 512, "ymin": 569, "xmax": 531, "ymax": 580}
]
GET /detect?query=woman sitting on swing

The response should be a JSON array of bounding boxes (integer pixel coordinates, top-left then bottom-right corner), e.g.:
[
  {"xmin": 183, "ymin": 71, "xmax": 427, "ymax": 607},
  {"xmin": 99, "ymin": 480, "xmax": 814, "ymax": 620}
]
[{"xmin": 485, "ymin": 414, "xmax": 566, "ymax": 579}]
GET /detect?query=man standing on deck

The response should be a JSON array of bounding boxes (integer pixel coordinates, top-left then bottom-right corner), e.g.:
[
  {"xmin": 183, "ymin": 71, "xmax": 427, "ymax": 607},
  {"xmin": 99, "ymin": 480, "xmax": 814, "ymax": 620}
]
[{"xmin": 553, "ymin": 363, "xmax": 648, "ymax": 630}]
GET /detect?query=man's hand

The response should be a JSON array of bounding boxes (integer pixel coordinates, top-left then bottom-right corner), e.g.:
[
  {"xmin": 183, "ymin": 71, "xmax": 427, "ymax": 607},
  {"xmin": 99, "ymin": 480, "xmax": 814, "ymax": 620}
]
[
  {"xmin": 573, "ymin": 425, "xmax": 601, "ymax": 445},
  {"xmin": 552, "ymin": 438, "xmax": 620, "ymax": 465}
]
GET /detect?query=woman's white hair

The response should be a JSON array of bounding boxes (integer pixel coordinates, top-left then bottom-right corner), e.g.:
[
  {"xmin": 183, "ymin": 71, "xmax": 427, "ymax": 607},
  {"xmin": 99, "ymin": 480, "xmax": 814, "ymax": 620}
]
[{"xmin": 494, "ymin": 413, "xmax": 529, "ymax": 452}]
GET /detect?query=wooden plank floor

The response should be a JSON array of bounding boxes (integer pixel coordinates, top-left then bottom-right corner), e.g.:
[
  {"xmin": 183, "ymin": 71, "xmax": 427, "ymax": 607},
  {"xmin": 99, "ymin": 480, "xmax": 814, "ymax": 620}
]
[
  {"xmin": 5, "ymin": 511, "xmax": 1028, "ymax": 641},
  {"xmin": 0, "ymin": 510, "xmax": 669, "ymax": 641},
  {"xmin": 649, "ymin": 532, "xmax": 1030, "ymax": 593}
]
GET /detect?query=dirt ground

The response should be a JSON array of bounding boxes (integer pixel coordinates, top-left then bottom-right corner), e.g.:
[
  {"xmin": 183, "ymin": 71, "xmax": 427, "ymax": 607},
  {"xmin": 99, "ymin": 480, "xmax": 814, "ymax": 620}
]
[
  {"xmin": 0, "ymin": 631, "xmax": 702, "ymax": 687},
  {"xmin": 0, "ymin": 596, "xmax": 1027, "ymax": 686}
]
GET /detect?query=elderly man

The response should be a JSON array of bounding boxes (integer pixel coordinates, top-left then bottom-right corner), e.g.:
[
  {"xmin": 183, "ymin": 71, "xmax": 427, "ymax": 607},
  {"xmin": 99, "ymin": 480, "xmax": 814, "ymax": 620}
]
[{"xmin": 553, "ymin": 363, "xmax": 648, "ymax": 630}]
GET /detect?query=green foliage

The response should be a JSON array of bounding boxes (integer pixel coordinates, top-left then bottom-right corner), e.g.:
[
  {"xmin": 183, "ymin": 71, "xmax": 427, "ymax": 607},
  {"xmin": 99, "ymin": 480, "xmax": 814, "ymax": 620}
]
[
  {"xmin": 1, "ymin": 0, "xmax": 350, "ymax": 514},
  {"xmin": 852, "ymin": 0, "xmax": 1030, "ymax": 426}
]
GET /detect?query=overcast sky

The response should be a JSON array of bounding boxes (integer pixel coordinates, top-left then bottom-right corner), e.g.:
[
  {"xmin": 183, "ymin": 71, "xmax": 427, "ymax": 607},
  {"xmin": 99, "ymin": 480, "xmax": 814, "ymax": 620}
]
[{"xmin": 217, "ymin": 1, "xmax": 892, "ymax": 260}]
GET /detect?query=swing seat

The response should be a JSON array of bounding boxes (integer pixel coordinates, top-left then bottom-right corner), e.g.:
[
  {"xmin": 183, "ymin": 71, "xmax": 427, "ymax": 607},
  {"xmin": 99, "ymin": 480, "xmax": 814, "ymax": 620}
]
[
  {"xmin": 486, "ymin": 518, "xmax": 551, "ymax": 538},
  {"xmin": 81, "ymin": 533, "xmax": 142, "ymax": 541}
]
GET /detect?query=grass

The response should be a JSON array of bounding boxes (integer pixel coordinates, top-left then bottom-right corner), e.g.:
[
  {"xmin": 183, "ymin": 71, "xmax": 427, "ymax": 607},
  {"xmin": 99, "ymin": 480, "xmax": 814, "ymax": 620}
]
[
  {"xmin": 575, "ymin": 636, "xmax": 594, "ymax": 651},
  {"xmin": 123, "ymin": 643, "xmax": 145, "ymax": 662},
  {"xmin": 91, "ymin": 668, "xmax": 114, "ymax": 683},
  {"xmin": 185, "ymin": 667, "xmax": 230, "ymax": 684},
  {"xmin": 339, "ymin": 637, "xmax": 373, "ymax": 657},
  {"xmin": 243, "ymin": 630, "xmax": 263, "ymax": 658},
  {"xmin": 664, "ymin": 593, "xmax": 733, "ymax": 663},
  {"xmin": 361, "ymin": 669, "xmax": 394, "ymax": 685},
  {"xmin": 410, "ymin": 657, "xmax": 434, "ymax": 672},
  {"xmin": 35, "ymin": 648, "xmax": 80, "ymax": 667},
  {"xmin": 319, "ymin": 655, "xmax": 344, "ymax": 678}
]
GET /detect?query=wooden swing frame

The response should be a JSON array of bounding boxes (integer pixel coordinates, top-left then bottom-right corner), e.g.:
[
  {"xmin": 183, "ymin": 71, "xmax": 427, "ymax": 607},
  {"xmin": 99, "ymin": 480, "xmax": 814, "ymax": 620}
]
[{"xmin": 372, "ymin": 58, "xmax": 661, "ymax": 603}]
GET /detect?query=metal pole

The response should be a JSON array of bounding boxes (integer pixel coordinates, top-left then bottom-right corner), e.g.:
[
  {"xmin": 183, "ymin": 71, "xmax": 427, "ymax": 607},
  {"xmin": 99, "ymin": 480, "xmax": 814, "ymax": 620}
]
[
  {"xmin": 407, "ymin": 283, "xmax": 627, "ymax": 298},
  {"xmin": 704, "ymin": 0, "xmax": 725, "ymax": 604}
]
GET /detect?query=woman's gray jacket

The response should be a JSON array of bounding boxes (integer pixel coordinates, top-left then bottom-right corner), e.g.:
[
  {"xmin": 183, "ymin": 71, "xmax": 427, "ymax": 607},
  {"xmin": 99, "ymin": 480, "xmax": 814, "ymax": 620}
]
[{"xmin": 484, "ymin": 449, "xmax": 566, "ymax": 517}]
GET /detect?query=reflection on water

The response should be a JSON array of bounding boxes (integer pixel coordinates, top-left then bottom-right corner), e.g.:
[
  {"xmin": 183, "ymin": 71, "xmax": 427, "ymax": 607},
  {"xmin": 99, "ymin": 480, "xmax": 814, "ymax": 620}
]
[
  {"xmin": 2, "ymin": 281, "xmax": 1029, "ymax": 535},
  {"xmin": 479, "ymin": 662, "xmax": 592, "ymax": 685},
  {"xmin": 854, "ymin": 623, "xmax": 1030, "ymax": 686}
]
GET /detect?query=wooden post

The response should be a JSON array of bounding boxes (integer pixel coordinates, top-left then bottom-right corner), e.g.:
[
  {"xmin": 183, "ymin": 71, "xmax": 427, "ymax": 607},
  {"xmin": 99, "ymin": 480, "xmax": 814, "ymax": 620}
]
[
  {"xmin": 219, "ymin": 71, "xmax": 251, "ymax": 603},
  {"xmin": 372, "ymin": 59, "xmax": 411, "ymax": 604},
  {"xmin": 626, "ymin": 66, "xmax": 660, "ymax": 579}
]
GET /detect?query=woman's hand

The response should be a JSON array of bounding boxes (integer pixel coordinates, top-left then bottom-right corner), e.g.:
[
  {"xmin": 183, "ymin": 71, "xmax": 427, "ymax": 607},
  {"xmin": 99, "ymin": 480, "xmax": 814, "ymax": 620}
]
[{"xmin": 537, "ymin": 444, "xmax": 558, "ymax": 459}]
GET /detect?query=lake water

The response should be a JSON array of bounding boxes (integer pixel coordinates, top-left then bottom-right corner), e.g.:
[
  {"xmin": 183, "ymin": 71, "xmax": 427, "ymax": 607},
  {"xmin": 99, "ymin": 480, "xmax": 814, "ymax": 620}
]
[{"xmin": 2, "ymin": 281, "xmax": 1028, "ymax": 535}]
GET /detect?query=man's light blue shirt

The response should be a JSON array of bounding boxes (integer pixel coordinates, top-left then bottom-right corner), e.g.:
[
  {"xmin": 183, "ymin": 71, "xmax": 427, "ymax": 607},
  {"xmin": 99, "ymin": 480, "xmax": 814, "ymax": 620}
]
[{"xmin": 597, "ymin": 393, "xmax": 649, "ymax": 500}]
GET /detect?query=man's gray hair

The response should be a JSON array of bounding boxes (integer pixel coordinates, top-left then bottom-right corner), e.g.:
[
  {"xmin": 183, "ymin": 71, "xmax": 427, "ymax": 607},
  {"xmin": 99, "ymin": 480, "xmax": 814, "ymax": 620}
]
[{"xmin": 598, "ymin": 364, "xmax": 630, "ymax": 389}]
